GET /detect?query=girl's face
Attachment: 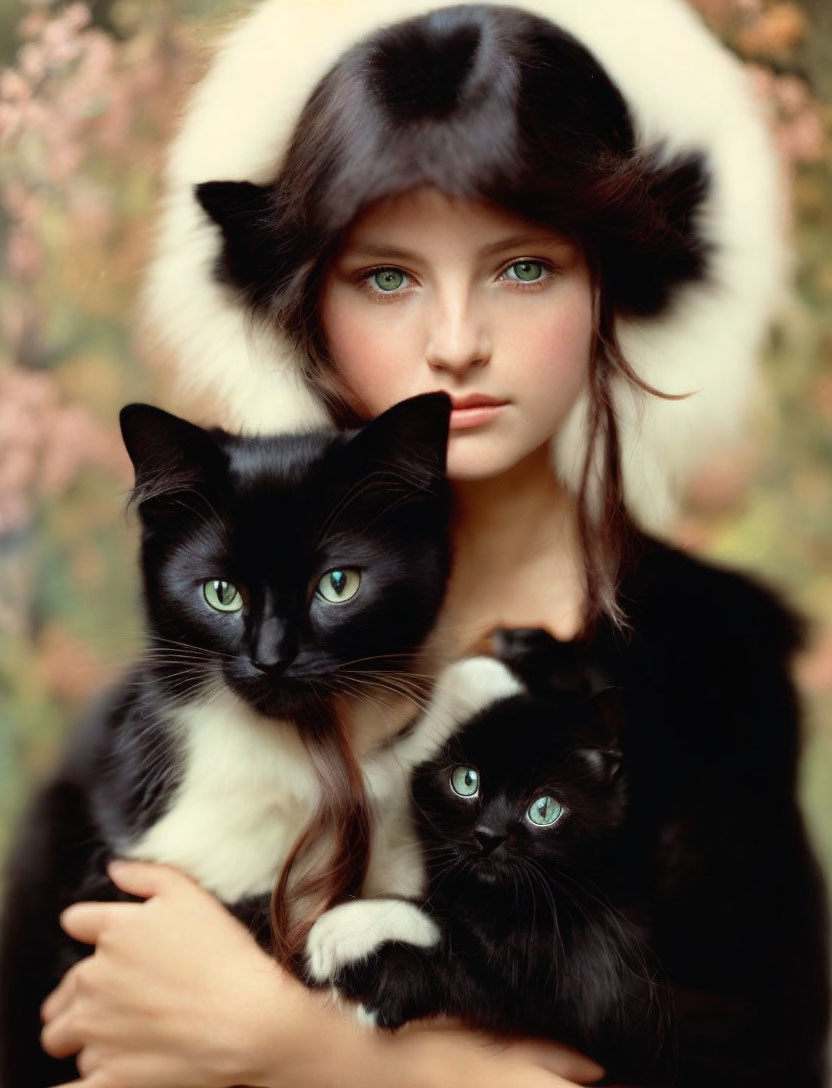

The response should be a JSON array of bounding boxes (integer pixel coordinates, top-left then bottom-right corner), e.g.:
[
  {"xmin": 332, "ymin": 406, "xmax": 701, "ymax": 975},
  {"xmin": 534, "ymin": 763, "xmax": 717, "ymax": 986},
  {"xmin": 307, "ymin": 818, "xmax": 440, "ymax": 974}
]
[{"xmin": 320, "ymin": 188, "xmax": 594, "ymax": 481}]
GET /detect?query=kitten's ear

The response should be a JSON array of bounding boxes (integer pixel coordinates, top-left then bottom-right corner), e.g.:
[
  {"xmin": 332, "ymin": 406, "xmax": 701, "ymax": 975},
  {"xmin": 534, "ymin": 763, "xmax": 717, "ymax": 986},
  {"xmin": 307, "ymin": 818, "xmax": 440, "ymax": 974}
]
[
  {"xmin": 494, "ymin": 627, "xmax": 595, "ymax": 698},
  {"xmin": 346, "ymin": 393, "xmax": 452, "ymax": 489},
  {"xmin": 576, "ymin": 686, "xmax": 624, "ymax": 783},
  {"xmin": 574, "ymin": 745, "xmax": 623, "ymax": 784},
  {"xmin": 195, "ymin": 180, "xmax": 274, "ymax": 289},
  {"xmin": 119, "ymin": 404, "xmax": 227, "ymax": 518}
]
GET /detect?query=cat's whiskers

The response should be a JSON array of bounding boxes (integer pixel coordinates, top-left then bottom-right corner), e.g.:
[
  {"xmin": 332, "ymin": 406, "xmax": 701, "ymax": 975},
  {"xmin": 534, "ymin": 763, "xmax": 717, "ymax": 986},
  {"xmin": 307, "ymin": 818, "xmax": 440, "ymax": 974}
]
[
  {"xmin": 335, "ymin": 672, "xmax": 433, "ymax": 716},
  {"xmin": 541, "ymin": 866, "xmax": 643, "ymax": 984},
  {"xmin": 328, "ymin": 675, "xmax": 419, "ymax": 730},
  {"xmin": 148, "ymin": 635, "xmax": 238, "ymax": 661}
]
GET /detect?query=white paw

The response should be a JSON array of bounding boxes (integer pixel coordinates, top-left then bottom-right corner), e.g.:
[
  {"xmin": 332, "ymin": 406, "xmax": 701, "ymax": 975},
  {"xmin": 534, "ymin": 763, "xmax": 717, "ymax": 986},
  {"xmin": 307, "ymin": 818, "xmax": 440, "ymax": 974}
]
[
  {"xmin": 354, "ymin": 1003, "xmax": 379, "ymax": 1029},
  {"xmin": 305, "ymin": 898, "xmax": 439, "ymax": 983}
]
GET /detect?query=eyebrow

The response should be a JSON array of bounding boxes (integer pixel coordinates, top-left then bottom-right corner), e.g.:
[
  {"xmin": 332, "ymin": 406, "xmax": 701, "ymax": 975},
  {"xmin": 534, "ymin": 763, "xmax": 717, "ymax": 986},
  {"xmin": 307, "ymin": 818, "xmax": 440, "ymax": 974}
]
[{"xmin": 340, "ymin": 233, "xmax": 575, "ymax": 263}]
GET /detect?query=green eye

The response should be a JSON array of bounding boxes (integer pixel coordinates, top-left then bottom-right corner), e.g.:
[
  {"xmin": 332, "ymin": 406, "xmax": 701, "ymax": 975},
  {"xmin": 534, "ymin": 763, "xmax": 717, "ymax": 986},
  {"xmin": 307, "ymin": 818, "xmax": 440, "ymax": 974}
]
[
  {"xmin": 317, "ymin": 568, "xmax": 361, "ymax": 604},
  {"xmin": 450, "ymin": 766, "xmax": 479, "ymax": 798},
  {"xmin": 506, "ymin": 260, "xmax": 544, "ymax": 282},
  {"xmin": 369, "ymin": 268, "xmax": 407, "ymax": 292},
  {"xmin": 526, "ymin": 795, "xmax": 564, "ymax": 827},
  {"xmin": 203, "ymin": 580, "xmax": 243, "ymax": 613}
]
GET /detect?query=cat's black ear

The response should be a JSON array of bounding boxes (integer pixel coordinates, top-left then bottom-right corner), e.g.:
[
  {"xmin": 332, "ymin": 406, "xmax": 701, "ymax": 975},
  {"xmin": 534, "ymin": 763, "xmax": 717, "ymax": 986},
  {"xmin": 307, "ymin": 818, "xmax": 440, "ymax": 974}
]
[
  {"xmin": 575, "ymin": 686, "xmax": 624, "ymax": 783},
  {"xmin": 494, "ymin": 627, "xmax": 595, "ymax": 698},
  {"xmin": 346, "ymin": 393, "xmax": 452, "ymax": 489},
  {"xmin": 574, "ymin": 745, "xmax": 623, "ymax": 784},
  {"xmin": 195, "ymin": 180, "xmax": 274, "ymax": 290},
  {"xmin": 119, "ymin": 404, "xmax": 227, "ymax": 519}
]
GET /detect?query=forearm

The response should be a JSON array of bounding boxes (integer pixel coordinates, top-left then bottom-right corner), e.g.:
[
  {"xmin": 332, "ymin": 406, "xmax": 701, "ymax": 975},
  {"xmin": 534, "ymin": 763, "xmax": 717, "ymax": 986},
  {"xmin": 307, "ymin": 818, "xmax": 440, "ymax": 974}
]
[{"xmin": 244, "ymin": 983, "xmax": 593, "ymax": 1088}]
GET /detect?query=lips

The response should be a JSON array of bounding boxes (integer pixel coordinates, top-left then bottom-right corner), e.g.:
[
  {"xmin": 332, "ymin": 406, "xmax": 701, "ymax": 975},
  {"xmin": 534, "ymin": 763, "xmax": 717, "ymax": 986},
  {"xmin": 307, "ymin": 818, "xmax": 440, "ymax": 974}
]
[
  {"xmin": 448, "ymin": 394, "xmax": 507, "ymax": 410},
  {"xmin": 445, "ymin": 393, "xmax": 508, "ymax": 430}
]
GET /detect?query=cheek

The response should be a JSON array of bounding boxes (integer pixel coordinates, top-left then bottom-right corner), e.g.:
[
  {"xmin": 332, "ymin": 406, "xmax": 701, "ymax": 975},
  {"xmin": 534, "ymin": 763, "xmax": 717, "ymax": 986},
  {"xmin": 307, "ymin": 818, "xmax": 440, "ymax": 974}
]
[
  {"xmin": 522, "ymin": 286, "xmax": 593, "ymax": 398},
  {"xmin": 321, "ymin": 286, "xmax": 413, "ymax": 418}
]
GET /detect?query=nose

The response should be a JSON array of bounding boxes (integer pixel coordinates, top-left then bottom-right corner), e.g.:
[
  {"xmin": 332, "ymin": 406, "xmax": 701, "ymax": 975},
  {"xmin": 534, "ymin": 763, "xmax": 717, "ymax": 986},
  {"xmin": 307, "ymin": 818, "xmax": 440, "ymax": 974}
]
[
  {"xmin": 425, "ymin": 290, "xmax": 490, "ymax": 377},
  {"xmin": 473, "ymin": 827, "xmax": 507, "ymax": 856},
  {"xmin": 250, "ymin": 613, "xmax": 295, "ymax": 674}
]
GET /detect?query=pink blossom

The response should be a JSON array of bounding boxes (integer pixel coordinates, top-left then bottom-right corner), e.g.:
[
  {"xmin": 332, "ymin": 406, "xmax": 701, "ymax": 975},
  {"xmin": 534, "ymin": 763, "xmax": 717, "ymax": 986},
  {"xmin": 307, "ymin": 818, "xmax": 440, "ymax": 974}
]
[
  {"xmin": 779, "ymin": 110, "xmax": 826, "ymax": 165},
  {"xmin": 0, "ymin": 102, "xmax": 21, "ymax": 145},
  {"xmin": 776, "ymin": 74, "xmax": 810, "ymax": 114},
  {"xmin": 0, "ymin": 69, "xmax": 31, "ymax": 103},
  {"xmin": 18, "ymin": 41, "xmax": 46, "ymax": 83},
  {"xmin": 6, "ymin": 226, "xmax": 44, "ymax": 281}
]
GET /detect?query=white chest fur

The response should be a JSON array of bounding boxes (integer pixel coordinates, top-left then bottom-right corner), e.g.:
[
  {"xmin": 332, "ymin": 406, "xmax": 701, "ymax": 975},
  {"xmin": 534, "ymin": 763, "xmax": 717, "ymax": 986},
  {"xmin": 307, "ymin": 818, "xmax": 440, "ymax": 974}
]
[{"xmin": 123, "ymin": 691, "xmax": 320, "ymax": 903}]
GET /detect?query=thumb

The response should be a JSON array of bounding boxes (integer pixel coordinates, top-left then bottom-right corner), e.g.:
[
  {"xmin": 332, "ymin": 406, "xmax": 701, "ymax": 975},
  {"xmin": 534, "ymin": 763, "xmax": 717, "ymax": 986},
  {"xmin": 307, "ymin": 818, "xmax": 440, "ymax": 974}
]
[{"xmin": 107, "ymin": 858, "xmax": 195, "ymax": 899}]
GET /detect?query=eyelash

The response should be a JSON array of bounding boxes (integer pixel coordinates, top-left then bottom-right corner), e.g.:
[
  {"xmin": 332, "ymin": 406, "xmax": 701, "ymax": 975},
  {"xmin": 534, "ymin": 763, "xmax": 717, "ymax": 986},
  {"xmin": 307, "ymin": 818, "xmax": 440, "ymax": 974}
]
[{"xmin": 356, "ymin": 259, "xmax": 558, "ymax": 300}]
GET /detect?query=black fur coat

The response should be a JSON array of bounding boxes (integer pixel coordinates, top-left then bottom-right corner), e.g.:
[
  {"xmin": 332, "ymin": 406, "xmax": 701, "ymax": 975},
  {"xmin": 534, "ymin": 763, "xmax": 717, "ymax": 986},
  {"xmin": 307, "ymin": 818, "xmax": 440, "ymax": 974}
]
[{"xmin": 596, "ymin": 532, "xmax": 828, "ymax": 1087}]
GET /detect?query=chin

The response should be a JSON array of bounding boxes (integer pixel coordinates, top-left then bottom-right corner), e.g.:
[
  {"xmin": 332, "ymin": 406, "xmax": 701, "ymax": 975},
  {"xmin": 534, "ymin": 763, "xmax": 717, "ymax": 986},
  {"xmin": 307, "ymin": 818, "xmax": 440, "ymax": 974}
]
[
  {"xmin": 229, "ymin": 676, "xmax": 324, "ymax": 719},
  {"xmin": 446, "ymin": 434, "xmax": 554, "ymax": 483}
]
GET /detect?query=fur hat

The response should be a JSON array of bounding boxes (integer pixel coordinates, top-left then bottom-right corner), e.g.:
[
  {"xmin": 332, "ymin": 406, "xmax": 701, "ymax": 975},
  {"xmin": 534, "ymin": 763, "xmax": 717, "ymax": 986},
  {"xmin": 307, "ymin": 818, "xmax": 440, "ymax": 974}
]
[{"xmin": 143, "ymin": 0, "xmax": 787, "ymax": 530}]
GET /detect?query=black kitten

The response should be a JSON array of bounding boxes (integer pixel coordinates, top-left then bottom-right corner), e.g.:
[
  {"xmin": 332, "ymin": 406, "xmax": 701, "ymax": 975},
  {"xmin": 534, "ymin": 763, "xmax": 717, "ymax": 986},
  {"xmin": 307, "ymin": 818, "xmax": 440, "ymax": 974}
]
[
  {"xmin": 0, "ymin": 392, "xmax": 452, "ymax": 1088},
  {"xmin": 307, "ymin": 629, "xmax": 674, "ymax": 1087}
]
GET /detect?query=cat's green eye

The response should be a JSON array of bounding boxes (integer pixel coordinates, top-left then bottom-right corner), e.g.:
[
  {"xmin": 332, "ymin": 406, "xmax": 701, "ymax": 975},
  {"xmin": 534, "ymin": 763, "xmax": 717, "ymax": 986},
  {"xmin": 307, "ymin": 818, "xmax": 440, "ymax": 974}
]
[
  {"xmin": 317, "ymin": 568, "xmax": 361, "ymax": 604},
  {"xmin": 505, "ymin": 260, "xmax": 544, "ymax": 283},
  {"xmin": 526, "ymin": 795, "xmax": 564, "ymax": 827},
  {"xmin": 203, "ymin": 580, "xmax": 243, "ymax": 613},
  {"xmin": 450, "ymin": 766, "xmax": 479, "ymax": 798}
]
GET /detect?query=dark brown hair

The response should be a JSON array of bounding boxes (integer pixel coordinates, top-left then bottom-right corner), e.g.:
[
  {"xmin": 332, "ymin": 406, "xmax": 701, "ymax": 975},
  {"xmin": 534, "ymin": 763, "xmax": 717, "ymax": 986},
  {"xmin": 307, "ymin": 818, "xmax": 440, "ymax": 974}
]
[
  {"xmin": 271, "ymin": 700, "xmax": 372, "ymax": 972},
  {"xmin": 194, "ymin": 3, "xmax": 709, "ymax": 963}
]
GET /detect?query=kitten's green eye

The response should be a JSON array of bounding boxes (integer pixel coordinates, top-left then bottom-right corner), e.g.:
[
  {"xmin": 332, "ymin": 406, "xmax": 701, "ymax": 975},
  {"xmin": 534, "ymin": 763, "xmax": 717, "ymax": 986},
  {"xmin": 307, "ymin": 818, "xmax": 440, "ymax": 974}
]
[
  {"xmin": 505, "ymin": 260, "xmax": 544, "ymax": 282},
  {"xmin": 369, "ymin": 268, "xmax": 408, "ymax": 292},
  {"xmin": 317, "ymin": 568, "xmax": 361, "ymax": 604},
  {"xmin": 450, "ymin": 766, "xmax": 479, "ymax": 798},
  {"xmin": 526, "ymin": 795, "xmax": 564, "ymax": 827},
  {"xmin": 203, "ymin": 580, "xmax": 243, "ymax": 613}
]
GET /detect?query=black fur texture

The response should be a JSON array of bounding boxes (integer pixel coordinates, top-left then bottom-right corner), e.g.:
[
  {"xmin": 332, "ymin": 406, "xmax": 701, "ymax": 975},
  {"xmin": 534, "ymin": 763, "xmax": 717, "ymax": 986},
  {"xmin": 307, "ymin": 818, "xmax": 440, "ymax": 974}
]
[
  {"xmin": 322, "ymin": 537, "xmax": 829, "ymax": 1088},
  {"xmin": 0, "ymin": 393, "xmax": 452, "ymax": 1088},
  {"xmin": 328, "ymin": 629, "xmax": 675, "ymax": 1087}
]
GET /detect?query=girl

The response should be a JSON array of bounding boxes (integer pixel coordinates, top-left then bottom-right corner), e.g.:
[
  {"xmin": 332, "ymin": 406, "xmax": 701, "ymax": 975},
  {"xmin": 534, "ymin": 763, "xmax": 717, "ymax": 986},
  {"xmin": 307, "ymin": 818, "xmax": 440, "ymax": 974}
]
[{"xmin": 39, "ymin": 2, "xmax": 828, "ymax": 1086}]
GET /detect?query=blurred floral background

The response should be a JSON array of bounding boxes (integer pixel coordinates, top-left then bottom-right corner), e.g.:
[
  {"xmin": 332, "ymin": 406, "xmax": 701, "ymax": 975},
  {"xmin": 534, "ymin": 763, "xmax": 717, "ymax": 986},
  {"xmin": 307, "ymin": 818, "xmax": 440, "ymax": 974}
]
[{"xmin": 0, "ymin": 0, "xmax": 830, "ymax": 906}]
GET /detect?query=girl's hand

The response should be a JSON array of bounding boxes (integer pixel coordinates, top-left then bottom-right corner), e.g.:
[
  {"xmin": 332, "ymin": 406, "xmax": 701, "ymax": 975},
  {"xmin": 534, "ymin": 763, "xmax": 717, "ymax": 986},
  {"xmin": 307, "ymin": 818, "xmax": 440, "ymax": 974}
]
[
  {"xmin": 40, "ymin": 860, "xmax": 293, "ymax": 1088},
  {"xmin": 40, "ymin": 859, "xmax": 605, "ymax": 1088}
]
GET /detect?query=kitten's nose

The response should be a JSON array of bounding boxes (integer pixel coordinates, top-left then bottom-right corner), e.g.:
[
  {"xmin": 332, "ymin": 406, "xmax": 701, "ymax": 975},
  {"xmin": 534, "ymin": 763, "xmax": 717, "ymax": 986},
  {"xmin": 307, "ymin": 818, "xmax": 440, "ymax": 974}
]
[{"xmin": 473, "ymin": 828, "xmax": 506, "ymax": 856}]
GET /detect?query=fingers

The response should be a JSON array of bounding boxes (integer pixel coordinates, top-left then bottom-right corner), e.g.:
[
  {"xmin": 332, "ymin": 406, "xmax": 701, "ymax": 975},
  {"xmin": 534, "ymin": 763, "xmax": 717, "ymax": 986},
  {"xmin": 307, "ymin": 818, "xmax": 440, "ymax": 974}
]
[
  {"xmin": 41, "ymin": 991, "xmax": 84, "ymax": 1059},
  {"xmin": 106, "ymin": 858, "xmax": 196, "ymax": 899},
  {"xmin": 59, "ymin": 900, "xmax": 143, "ymax": 946}
]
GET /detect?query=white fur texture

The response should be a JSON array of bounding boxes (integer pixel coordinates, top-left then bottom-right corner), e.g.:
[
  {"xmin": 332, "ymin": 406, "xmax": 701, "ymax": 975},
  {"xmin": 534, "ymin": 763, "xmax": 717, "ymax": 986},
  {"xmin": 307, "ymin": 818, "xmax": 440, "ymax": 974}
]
[
  {"xmin": 144, "ymin": 0, "xmax": 787, "ymax": 529},
  {"xmin": 306, "ymin": 897, "xmax": 440, "ymax": 983},
  {"xmin": 121, "ymin": 689, "xmax": 319, "ymax": 902}
]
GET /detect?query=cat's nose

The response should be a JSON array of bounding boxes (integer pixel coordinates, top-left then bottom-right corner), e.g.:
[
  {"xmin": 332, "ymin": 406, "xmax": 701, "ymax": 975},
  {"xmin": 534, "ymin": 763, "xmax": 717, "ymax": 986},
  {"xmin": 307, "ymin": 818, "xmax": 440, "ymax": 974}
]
[
  {"xmin": 250, "ymin": 614, "xmax": 295, "ymax": 672},
  {"xmin": 473, "ymin": 828, "xmax": 506, "ymax": 856},
  {"xmin": 251, "ymin": 656, "xmax": 289, "ymax": 675}
]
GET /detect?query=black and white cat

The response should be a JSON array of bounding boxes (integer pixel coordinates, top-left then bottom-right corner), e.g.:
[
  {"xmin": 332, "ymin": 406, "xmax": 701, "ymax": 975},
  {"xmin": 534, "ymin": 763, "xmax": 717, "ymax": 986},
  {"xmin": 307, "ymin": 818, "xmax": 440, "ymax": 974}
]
[
  {"xmin": 0, "ymin": 392, "xmax": 453, "ymax": 1088},
  {"xmin": 306, "ymin": 629, "xmax": 675, "ymax": 1088}
]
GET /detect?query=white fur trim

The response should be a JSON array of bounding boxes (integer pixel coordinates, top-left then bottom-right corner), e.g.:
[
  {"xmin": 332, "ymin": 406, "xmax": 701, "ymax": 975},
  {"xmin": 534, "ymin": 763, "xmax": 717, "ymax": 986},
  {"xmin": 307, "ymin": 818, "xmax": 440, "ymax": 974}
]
[
  {"xmin": 305, "ymin": 897, "xmax": 440, "ymax": 983},
  {"xmin": 143, "ymin": 0, "xmax": 787, "ymax": 527}
]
